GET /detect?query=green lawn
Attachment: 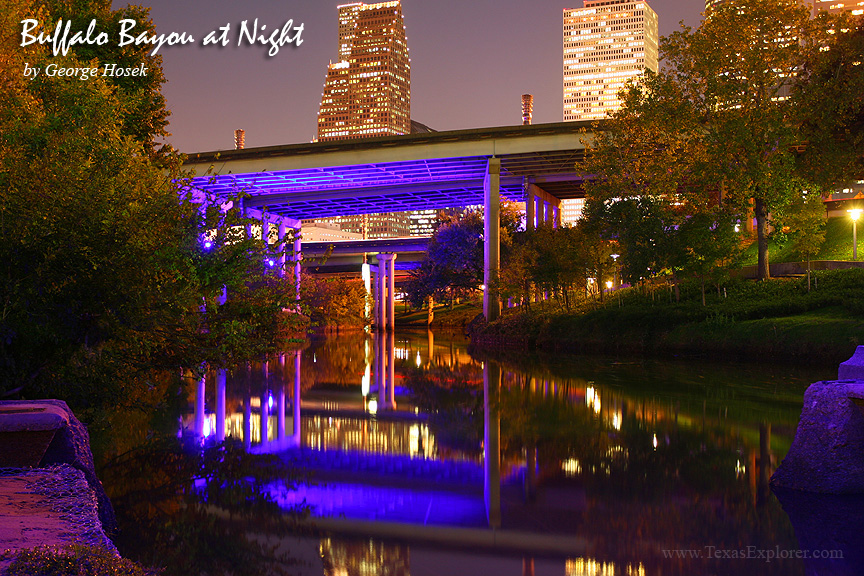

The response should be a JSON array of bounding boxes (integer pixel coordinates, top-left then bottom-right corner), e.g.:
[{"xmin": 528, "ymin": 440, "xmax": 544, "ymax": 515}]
[{"xmin": 740, "ymin": 216, "xmax": 863, "ymax": 265}]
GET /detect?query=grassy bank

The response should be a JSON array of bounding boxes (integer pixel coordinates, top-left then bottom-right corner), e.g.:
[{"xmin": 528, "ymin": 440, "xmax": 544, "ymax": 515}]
[
  {"xmin": 394, "ymin": 300, "xmax": 482, "ymax": 328},
  {"xmin": 471, "ymin": 269, "xmax": 864, "ymax": 367}
]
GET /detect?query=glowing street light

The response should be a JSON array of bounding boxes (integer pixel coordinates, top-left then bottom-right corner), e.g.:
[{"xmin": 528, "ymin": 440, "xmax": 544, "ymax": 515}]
[{"xmin": 850, "ymin": 209, "xmax": 862, "ymax": 261}]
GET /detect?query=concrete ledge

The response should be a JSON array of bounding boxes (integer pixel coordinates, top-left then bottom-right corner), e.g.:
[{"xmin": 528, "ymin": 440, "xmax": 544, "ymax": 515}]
[
  {"xmin": 839, "ymin": 346, "xmax": 864, "ymax": 380},
  {"xmin": 0, "ymin": 403, "xmax": 69, "ymax": 432},
  {"xmin": 0, "ymin": 402, "xmax": 69, "ymax": 468}
]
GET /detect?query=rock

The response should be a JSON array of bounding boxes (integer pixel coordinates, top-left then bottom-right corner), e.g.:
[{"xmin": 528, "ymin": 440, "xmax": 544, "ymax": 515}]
[
  {"xmin": 771, "ymin": 380, "xmax": 864, "ymax": 494},
  {"xmin": 839, "ymin": 346, "xmax": 864, "ymax": 380},
  {"xmin": 31, "ymin": 400, "xmax": 118, "ymax": 535},
  {"xmin": 774, "ymin": 487, "xmax": 864, "ymax": 575},
  {"xmin": 0, "ymin": 403, "xmax": 69, "ymax": 467}
]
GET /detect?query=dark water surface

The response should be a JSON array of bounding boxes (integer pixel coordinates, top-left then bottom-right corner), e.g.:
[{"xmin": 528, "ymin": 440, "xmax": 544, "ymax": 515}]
[{"xmin": 100, "ymin": 330, "xmax": 858, "ymax": 575}]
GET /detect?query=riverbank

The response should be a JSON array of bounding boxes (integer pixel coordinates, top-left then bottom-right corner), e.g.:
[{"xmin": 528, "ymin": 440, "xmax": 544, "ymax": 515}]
[{"xmin": 470, "ymin": 269, "xmax": 864, "ymax": 367}]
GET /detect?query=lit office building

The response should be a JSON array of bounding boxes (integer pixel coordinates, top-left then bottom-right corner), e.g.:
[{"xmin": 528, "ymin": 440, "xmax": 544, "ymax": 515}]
[
  {"xmin": 317, "ymin": 1, "xmax": 411, "ymax": 141},
  {"xmin": 563, "ymin": 0, "xmax": 659, "ymax": 121},
  {"xmin": 706, "ymin": 0, "xmax": 863, "ymax": 16},
  {"xmin": 304, "ymin": 213, "xmax": 412, "ymax": 239}
]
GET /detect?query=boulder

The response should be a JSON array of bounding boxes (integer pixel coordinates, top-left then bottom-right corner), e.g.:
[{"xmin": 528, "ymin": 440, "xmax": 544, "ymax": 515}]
[
  {"xmin": 7, "ymin": 400, "xmax": 119, "ymax": 535},
  {"xmin": 771, "ymin": 380, "xmax": 864, "ymax": 493},
  {"xmin": 839, "ymin": 345, "xmax": 864, "ymax": 380}
]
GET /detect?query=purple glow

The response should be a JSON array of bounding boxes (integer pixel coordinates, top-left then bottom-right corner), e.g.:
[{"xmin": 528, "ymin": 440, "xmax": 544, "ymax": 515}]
[
  {"xmin": 203, "ymin": 240, "xmax": 213, "ymax": 250},
  {"xmin": 270, "ymin": 481, "xmax": 486, "ymax": 526},
  {"xmin": 266, "ymin": 258, "xmax": 276, "ymax": 267},
  {"xmin": 268, "ymin": 394, "xmax": 274, "ymax": 410}
]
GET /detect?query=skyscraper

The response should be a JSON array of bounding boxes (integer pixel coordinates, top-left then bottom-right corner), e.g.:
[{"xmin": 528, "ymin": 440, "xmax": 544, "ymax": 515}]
[
  {"xmin": 706, "ymin": 0, "xmax": 864, "ymax": 17},
  {"xmin": 563, "ymin": 0, "xmax": 659, "ymax": 122},
  {"xmin": 317, "ymin": 1, "xmax": 411, "ymax": 141}
]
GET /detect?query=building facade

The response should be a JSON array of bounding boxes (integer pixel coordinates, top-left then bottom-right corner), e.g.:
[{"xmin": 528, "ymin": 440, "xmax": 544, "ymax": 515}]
[
  {"xmin": 317, "ymin": 1, "xmax": 411, "ymax": 142},
  {"xmin": 706, "ymin": 0, "xmax": 863, "ymax": 16},
  {"xmin": 563, "ymin": 0, "xmax": 659, "ymax": 122}
]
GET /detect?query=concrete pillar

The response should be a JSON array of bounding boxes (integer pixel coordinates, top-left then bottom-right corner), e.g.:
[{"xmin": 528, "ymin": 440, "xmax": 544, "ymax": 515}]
[
  {"xmin": 277, "ymin": 221, "xmax": 287, "ymax": 278},
  {"xmin": 553, "ymin": 205, "xmax": 561, "ymax": 228},
  {"xmin": 216, "ymin": 369, "xmax": 226, "ymax": 441},
  {"xmin": 371, "ymin": 267, "xmax": 380, "ymax": 329},
  {"xmin": 388, "ymin": 330, "xmax": 396, "ymax": 409},
  {"xmin": 525, "ymin": 178, "xmax": 535, "ymax": 231},
  {"xmin": 243, "ymin": 364, "xmax": 252, "ymax": 451},
  {"xmin": 195, "ymin": 371, "xmax": 206, "ymax": 439},
  {"xmin": 387, "ymin": 254, "xmax": 396, "ymax": 331},
  {"xmin": 375, "ymin": 255, "xmax": 388, "ymax": 330},
  {"xmin": 375, "ymin": 254, "xmax": 396, "ymax": 331},
  {"xmin": 293, "ymin": 350, "xmax": 301, "ymax": 445},
  {"xmin": 484, "ymin": 361, "xmax": 502, "ymax": 528},
  {"xmin": 293, "ymin": 227, "xmax": 302, "ymax": 311},
  {"xmin": 535, "ymin": 196, "xmax": 544, "ymax": 228},
  {"xmin": 484, "ymin": 157, "xmax": 501, "ymax": 322},
  {"xmin": 278, "ymin": 354, "xmax": 286, "ymax": 441},
  {"xmin": 376, "ymin": 330, "xmax": 386, "ymax": 407},
  {"xmin": 261, "ymin": 358, "xmax": 270, "ymax": 446}
]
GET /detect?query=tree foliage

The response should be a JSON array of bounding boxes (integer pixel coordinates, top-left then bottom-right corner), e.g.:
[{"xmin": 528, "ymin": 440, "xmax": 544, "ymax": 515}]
[
  {"xmin": 404, "ymin": 204, "xmax": 520, "ymax": 308},
  {"xmin": 0, "ymin": 0, "xmax": 300, "ymax": 411},
  {"xmin": 582, "ymin": 0, "xmax": 820, "ymax": 281},
  {"xmin": 794, "ymin": 14, "xmax": 864, "ymax": 187}
]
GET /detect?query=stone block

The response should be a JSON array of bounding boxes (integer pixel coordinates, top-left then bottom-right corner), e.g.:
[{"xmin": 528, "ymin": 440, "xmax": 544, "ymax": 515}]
[
  {"xmin": 0, "ymin": 403, "xmax": 69, "ymax": 468},
  {"xmin": 839, "ymin": 346, "xmax": 864, "ymax": 380},
  {"xmin": 772, "ymin": 380, "xmax": 864, "ymax": 493}
]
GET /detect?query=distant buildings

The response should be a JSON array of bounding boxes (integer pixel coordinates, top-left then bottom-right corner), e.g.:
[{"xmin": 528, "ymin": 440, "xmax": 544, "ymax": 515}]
[
  {"xmin": 316, "ymin": 1, "xmax": 411, "ymax": 142},
  {"xmin": 706, "ymin": 0, "xmax": 864, "ymax": 16},
  {"xmin": 563, "ymin": 0, "xmax": 659, "ymax": 122}
]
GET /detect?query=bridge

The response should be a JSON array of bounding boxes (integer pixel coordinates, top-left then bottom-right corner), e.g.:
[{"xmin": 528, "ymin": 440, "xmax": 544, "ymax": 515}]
[
  {"xmin": 183, "ymin": 121, "xmax": 597, "ymax": 328},
  {"xmin": 302, "ymin": 237, "xmax": 431, "ymax": 278}
]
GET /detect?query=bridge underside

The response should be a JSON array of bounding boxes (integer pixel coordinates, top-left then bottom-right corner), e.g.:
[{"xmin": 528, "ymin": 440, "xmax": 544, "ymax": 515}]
[{"xmin": 183, "ymin": 121, "xmax": 597, "ymax": 323}]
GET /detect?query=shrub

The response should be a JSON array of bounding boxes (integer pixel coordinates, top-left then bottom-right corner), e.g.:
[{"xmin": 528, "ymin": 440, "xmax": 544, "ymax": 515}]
[{"xmin": 1, "ymin": 545, "xmax": 153, "ymax": 576}]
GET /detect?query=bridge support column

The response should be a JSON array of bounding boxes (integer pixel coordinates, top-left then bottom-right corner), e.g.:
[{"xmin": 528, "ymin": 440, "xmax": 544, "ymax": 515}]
[
  {"xmin": 484, "ymin": 360, "xmax": 502, "ymax": 528},
  {"xmin": 293, "ymin": 350, "xmax": 302, "ymax": 446},
  {"xmin": 484, "ymin": 157, "xmax": 501, "ymax": 322},
  {"xmin": 216, "ymin": 369, "xmax": 226, "ymax": 441},
  {"xmin": 277, "ymin": 222, "xmax": 287, "ymax": 278},
  {"xmin": 524, "ymin": 178, "xmax": 535, "ymax": 231},
  {"xmin": 293, "ymin": 226, "xmax": 302, "ymax": 310},
  {"xmin": 387, "ymin": 254, "xmax": 396, "ymax": 331},
  {"xmin": 535, "ymin": 196, "xmax": 544, "ymax": 228},
  {"xmin": 260, "ymin": 358, "xmax": 270, "ymax": 447},
  {"xmin": 375, "ymin": 253, "xmax": 396, "ymax": 331},
  {"xmin": 375, "ymin": 256, "xmax": 387, "ymax": 329}
]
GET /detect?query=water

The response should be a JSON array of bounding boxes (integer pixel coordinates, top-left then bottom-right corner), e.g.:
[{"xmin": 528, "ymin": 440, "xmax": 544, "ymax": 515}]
[{"xmin": 106, "ymin": 330, "xmax": 855, "ymax": 575}]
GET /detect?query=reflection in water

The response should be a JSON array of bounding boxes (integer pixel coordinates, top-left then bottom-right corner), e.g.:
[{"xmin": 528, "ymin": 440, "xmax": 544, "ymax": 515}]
[
  {"xmin": 321, "ymin": 537, "xmax": 409, "ymax": 576},
  {"xmin": 170, "ymin": 330, "xmax": 836, "ymax": 574}
]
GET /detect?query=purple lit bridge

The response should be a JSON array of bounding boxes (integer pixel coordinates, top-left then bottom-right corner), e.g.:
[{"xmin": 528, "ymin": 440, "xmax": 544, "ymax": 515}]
[{"xmin": 183, "ymin": 121, "xmax": 597, "ymax": 328}]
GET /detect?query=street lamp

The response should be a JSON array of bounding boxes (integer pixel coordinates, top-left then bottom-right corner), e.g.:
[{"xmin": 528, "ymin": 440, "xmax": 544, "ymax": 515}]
[
  {"xmin": 610, "ymin": 253, "xmax": 620, "ymax": 288},
  {"xmin": 850, "ymin": 209, "xmax": 862, "ymax": 261}
]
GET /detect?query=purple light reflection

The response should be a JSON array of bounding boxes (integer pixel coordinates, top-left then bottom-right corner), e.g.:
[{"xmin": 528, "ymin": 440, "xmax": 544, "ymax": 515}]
[{"xmin": 270, "ymin": 481, "xmax": 487, "ymax": 527}]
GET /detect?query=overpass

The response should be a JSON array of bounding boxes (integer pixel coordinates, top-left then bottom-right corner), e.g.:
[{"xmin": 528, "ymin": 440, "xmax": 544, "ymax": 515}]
[
  {"xmin": 302, "ymin": 237, "xmax": 431, "ymax": 278},
  {"xmin": 183, "ymin": 121, "xmax": 597, "ymax": 327}
]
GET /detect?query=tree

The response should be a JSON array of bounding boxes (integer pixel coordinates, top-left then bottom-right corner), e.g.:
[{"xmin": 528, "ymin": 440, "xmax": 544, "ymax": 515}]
[
  {"xmin": 794, "ymin": 13, "xmax": 864, "ymax": 188},
  {"xmin": 776, "ymin": 189, "xmax": 827, "ymax": 291},
  {"xmin": 0, "ymin": 1, "xmax": 299, "ymax": 412},
  {"xmin": 583, "ymin": 0, "xmax": 817, "ymax": 281},
  {"xmin": 404, "ymin": 203, "xmax": 521, "ymax": 308}
]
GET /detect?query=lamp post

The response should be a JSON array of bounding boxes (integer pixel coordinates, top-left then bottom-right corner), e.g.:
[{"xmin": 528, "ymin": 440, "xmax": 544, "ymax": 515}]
[{"xmin": 850, "ymin": 209, "xmax": 862, "ymax": 261}]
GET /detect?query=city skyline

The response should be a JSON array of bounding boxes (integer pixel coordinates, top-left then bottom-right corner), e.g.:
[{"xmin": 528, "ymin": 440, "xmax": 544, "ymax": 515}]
[{"xmin": 109, "ymin": 0, "xmax": 704, "ymax": 154}]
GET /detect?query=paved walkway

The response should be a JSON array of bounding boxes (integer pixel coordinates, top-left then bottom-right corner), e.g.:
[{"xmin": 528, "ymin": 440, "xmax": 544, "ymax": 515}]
[{"xmin": 0, "ymin": 466, "xmax": 116, "ymax": 568}]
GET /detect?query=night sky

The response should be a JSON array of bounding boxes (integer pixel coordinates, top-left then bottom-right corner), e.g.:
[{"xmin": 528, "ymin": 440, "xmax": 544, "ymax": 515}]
[{"xmin": 110, "ymin": 0, "xmax": 705, "ymax": 153}]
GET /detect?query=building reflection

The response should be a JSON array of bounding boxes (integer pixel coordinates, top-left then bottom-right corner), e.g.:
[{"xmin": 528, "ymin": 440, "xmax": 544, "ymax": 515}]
[
  {"xmin": 321, "ymin": 537, "xmax": 408, "ymax": 576},
  {"xmin": 176, "ymin": 331, "xmax": 810, "ymax": 575}
]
